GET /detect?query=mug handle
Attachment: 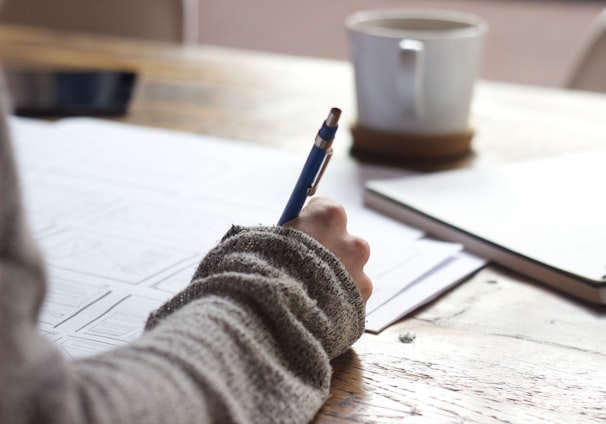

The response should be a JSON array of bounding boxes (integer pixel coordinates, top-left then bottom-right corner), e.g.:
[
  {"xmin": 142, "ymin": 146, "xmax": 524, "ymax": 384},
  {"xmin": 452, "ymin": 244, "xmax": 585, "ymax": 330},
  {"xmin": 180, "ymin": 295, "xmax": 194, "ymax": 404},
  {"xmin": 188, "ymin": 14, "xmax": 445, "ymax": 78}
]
[{"xmin": 398, "ymin": 39, "xmax": 424, "ymax": 118}]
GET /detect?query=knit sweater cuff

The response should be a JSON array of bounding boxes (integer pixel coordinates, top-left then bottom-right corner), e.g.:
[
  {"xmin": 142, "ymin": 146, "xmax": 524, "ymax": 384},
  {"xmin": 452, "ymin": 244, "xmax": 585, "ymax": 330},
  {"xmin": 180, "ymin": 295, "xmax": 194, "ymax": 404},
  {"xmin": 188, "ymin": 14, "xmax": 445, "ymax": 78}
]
[{"xmin": 145, "ymin": 225, "xmax": 365, "ymax": 359}]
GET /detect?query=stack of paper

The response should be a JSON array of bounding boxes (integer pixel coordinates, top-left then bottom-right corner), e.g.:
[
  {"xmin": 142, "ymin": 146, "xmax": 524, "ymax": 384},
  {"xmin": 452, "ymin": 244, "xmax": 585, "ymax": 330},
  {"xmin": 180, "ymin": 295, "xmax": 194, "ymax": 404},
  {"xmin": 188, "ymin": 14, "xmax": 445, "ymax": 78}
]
[{"xmin": 11, "ymin": 117, "xmax": 485, "ymax": 357}]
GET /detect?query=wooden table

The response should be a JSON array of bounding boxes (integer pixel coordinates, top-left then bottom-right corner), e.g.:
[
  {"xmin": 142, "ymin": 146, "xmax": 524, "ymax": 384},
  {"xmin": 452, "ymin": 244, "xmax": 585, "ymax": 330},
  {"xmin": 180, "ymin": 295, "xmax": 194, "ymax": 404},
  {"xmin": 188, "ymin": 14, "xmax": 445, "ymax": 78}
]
[{"xmin": 1, "ymin": 24, "xmax": 605, "ymax": 423}]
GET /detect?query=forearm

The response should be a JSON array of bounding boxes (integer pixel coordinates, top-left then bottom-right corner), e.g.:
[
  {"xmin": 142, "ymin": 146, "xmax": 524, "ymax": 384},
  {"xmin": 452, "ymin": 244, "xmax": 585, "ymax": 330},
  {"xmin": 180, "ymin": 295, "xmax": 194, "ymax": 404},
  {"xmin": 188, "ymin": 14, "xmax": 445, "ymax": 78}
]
[
  {"xmin": 2, "ymin": 225, "xmax": 364, "ymax": 424},
  {"xmin": 139, "ymin": 225, "xmax": 365, "ymax": 422},
  {"xmin": 148, "ymin": 225, "xmax": 365, "ymax": 359},
  {"xmin": 74, "ymin": 225, "xmax": 364, "ymax": 424},
  {"xmin": 73, "ymin": 293, "xmax": 330, "ymax": 423}
]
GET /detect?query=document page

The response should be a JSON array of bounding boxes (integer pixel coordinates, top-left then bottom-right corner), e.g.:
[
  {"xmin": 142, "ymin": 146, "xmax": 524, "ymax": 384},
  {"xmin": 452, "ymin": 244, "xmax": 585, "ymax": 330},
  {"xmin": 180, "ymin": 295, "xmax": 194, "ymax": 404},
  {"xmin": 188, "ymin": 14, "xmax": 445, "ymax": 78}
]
[{"xmin": 11, "ymin": 117, "xmax": 485, "ymax": 355}]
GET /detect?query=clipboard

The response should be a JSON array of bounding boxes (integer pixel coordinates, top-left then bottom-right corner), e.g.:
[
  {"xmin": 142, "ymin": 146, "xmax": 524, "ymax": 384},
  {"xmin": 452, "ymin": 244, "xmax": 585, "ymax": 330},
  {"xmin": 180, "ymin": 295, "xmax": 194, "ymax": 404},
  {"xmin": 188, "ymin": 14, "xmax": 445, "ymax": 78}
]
[{"xmin": 364, "ymin": 149, "xmax": 606, "ymax": 304}]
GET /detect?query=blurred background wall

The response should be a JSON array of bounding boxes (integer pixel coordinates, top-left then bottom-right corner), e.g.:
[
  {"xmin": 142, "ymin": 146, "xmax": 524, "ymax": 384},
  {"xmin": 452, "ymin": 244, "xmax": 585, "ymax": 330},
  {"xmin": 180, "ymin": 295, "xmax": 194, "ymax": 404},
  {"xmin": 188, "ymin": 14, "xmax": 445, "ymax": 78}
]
[{"xmin": 1, "ymin": 0, "xmax": 604, "ymax": 87}]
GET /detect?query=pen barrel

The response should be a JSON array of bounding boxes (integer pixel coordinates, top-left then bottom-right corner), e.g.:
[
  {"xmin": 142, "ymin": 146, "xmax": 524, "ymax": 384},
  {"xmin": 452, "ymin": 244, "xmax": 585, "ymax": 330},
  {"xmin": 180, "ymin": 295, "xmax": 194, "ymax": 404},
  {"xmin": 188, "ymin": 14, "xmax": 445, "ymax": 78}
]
[{"xmin": 278, "ymin": 144, "xmax": 327, "ymax": 225}]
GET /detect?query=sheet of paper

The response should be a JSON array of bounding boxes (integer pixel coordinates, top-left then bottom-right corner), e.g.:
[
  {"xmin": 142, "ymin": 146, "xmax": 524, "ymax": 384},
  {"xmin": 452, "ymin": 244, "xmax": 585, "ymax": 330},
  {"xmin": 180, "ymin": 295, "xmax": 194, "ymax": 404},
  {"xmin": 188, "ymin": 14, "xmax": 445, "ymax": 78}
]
[
  {"xmin": 10, "ymin": 116, "xmax": 485, "ymax": 357},
  {"xmin": 364, "ymin": 239, "xmax": 463, "ymax": 315},
  {"xmin": 365, "ymin": 252, "xmax": 486, "ymax": 333}
]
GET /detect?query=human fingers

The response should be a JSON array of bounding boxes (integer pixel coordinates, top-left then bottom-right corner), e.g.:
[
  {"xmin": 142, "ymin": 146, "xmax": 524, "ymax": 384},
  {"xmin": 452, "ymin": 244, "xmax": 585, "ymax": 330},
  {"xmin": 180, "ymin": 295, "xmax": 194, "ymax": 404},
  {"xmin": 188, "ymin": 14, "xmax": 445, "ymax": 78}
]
[{"xmin": 284, "ymin": 197, "xmax": 373, "ymax": 303}]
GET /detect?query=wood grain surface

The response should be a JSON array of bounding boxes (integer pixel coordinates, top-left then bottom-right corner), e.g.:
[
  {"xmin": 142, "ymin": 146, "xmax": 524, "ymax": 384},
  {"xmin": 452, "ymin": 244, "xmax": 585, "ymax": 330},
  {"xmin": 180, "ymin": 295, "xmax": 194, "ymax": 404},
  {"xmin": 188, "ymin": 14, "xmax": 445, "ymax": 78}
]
[{"xmin": 1, "ymin": 24, "xmax": 605, "ymax": 423}]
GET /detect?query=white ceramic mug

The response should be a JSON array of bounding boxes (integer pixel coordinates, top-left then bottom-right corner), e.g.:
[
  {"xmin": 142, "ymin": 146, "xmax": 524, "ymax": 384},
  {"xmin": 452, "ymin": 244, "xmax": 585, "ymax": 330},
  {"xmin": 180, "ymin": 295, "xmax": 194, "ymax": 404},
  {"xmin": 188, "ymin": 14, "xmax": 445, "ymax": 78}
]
[{"xmin": 346, "ymin": 9, "xmax": 487, "ymax": 135}]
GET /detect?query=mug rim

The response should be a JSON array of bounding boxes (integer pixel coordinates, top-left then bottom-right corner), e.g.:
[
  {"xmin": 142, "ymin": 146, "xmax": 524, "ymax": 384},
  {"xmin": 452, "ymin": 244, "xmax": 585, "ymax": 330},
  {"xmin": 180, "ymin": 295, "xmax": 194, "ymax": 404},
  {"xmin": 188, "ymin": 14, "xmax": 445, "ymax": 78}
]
[{"xmin": 346, "ymin": 8, "xmax": 488, "ymax": 39}]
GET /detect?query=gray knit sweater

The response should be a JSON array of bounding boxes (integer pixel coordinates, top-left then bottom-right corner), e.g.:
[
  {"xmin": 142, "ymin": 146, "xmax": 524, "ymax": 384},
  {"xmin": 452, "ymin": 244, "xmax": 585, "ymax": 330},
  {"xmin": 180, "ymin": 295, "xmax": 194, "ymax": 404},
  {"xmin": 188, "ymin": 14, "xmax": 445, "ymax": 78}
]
[{"xmin": 0, "ymin": 81, "xmax": 365, "ymax": 423}]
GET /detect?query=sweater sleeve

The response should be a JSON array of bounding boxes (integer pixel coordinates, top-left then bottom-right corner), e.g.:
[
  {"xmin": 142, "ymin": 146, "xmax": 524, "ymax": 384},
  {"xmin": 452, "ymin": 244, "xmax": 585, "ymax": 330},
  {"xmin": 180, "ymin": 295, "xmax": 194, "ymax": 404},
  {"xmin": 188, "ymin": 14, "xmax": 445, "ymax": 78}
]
[
  {"xmin": 7, "ymin": 225, "xmax": 365, "ymax": 424},
  {"xmin": 0, "ymin": 95, "xmax": 365, "ymax": 423},
  {"xmin": 147, "ymin": 224, "xmax": 365, "ymax": 360}
]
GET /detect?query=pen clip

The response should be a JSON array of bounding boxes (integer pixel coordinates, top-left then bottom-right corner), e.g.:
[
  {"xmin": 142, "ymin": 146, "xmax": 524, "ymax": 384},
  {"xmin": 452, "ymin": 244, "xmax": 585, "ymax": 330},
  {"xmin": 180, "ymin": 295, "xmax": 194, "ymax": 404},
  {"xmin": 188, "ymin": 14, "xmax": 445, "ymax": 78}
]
[{"xmin": 307, "ymin": 148, "xmax": 333, "ymax": 196}]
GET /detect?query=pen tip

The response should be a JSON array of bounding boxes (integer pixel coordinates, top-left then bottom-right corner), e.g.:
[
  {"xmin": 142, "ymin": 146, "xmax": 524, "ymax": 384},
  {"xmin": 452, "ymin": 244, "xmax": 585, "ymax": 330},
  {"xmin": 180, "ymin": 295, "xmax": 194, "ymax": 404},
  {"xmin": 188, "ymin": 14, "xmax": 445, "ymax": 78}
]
[{"xmin": 326, "ymin": 107, "xmax": 341, "ymax": 127}]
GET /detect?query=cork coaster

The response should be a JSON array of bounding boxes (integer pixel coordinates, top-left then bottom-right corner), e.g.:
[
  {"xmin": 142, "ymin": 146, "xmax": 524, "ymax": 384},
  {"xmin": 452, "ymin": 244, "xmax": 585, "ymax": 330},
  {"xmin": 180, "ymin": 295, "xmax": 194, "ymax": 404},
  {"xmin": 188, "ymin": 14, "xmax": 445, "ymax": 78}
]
[{"xmin": 350, "ymin": 123, "xmax": 474, "ymax": 168}]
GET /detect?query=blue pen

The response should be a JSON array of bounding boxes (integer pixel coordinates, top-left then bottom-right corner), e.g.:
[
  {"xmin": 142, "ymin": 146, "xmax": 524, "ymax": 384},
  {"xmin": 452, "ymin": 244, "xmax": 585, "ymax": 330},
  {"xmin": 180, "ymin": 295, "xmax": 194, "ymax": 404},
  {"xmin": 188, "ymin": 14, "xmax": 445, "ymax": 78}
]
[{"xmin": 278, "ymin": 107, "xmax": 341, "ymax": 225}]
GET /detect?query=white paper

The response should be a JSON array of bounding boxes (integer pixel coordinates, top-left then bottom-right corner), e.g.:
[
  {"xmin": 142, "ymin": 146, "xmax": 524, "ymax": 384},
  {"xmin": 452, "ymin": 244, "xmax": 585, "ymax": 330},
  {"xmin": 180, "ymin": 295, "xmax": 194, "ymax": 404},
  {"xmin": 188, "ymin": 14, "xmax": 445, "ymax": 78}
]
[
  {"xmin": 365, "ymin": 251, "xmax": 486, "ymax": 333},
  {"xmin": 365, "ymin": 239, "xmax": 463, "ymax": 315},
  {"xmin": 9, "ymin": 116, "xmax": 485, "ymax": 357}
]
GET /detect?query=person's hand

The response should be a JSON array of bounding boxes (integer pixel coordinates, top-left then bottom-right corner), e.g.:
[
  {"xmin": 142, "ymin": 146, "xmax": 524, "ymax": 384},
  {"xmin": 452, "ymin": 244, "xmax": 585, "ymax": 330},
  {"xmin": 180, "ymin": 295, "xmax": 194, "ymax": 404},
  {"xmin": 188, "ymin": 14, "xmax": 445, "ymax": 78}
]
[{"xmin": 283, "ymin": 197, "xmax": 372, "ymax": 303}]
